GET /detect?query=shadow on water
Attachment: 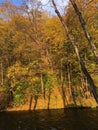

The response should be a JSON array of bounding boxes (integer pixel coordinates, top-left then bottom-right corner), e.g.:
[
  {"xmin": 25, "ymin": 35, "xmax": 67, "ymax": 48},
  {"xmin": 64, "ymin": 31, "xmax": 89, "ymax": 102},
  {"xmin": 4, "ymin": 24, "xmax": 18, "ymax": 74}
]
[{"xmin": 0, "ymin": 108, "xmax": 98, "ymax": 130}]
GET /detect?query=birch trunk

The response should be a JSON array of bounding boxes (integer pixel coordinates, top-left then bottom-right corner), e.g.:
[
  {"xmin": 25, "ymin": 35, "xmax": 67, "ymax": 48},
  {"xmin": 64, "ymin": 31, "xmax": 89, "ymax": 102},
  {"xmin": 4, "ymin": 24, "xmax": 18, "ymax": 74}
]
[
  {"xmin": 70, "ymin": 0, "xmax": 98, "ymax": 62},
  {"xmin": 51, "ymin": 0, "xmax": 98, "ymax": 104},
  {"xmin": 41, "ymin": 73, "xmax": 45, "ymax": 100}
]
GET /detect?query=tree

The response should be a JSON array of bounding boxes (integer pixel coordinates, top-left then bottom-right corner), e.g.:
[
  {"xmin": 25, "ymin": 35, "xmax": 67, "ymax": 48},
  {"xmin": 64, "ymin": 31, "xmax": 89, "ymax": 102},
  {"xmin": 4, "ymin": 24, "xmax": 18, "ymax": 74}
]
[
  {"xmin": 69, "ymin": 0, "xmax": 98, "ymax": 62},
  {"xmin": 51, "ymin": 0, "xmax": 98, "ymax": 103},
  {"xmin": 0, "ymin": 1, "xmax": 22, "ymax": 21}
]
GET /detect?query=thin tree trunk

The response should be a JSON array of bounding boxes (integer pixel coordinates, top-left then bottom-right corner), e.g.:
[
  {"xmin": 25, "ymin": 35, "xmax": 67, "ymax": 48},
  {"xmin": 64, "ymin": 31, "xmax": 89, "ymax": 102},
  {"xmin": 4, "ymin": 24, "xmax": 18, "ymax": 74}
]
[
  {"xmin": 70, "ymin": 0, "xmax": 98, "ymax": 62},
  {"xmin": 33, "ymin": 95, "xmax": 38, "ymax": 110},
  {"xmin": 51, "ymin": 0, "xmax": 98, "ymax": 103},
  {"xmin": 80, "ymin": 71, "xmax": 86, "ymax": 98},
  {"xmin": 41, "ymin": 73, "xmax": 45, "ymax": 100},
  {"xmin": 61, "ymin": 81, "xmax": 68, "ymax": 107},
  {"xmin": 45, "ymin": 43, "xmax": 54, "ymax": 72},
  {"xmin": 60, "ymin": 61, "xmax": 68, "ymax": 106},
  {"xmin": 67, "ymin": 64, "xmax": 71, "ymax": 90},
  {"xmin": 60, "ymin": 60, "xmax": 63, "ymax": 82},
  {"xmin": 29, "ymin": 95, "xmax": 33, "ymax": 111},
  {"xmin": 47, "ymin": 88, "xmax": 51, "ymax": 109},
  {"xmin": 1, "ymin": 62, "xmax": 3, "ymax": 86},
  {"xmin": 67, "ymin": 64, "xmax": 76, "ymax": 105}
]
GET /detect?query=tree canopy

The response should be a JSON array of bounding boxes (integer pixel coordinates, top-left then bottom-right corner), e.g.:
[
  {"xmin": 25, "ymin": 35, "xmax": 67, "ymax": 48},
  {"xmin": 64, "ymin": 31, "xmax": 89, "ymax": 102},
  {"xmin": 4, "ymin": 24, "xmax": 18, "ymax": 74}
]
[{"xmin": 0, "ymin": 0, "xmax": 98, "ymax": 110}]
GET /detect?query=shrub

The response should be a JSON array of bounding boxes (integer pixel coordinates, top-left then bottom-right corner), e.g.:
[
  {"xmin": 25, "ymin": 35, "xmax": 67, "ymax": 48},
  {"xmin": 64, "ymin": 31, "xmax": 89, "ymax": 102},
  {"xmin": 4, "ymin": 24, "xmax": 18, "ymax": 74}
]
[{"xmin": 13, "ymin": 91, "xmax": 27, "ymax": 106}]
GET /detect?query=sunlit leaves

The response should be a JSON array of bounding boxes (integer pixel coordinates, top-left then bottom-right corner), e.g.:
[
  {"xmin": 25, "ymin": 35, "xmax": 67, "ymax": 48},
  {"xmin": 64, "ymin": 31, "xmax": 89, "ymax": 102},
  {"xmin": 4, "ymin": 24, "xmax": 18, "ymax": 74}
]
[
  {"xmin": 0, "ymin": 0, "xmax": 98, "ymax": 108},
  {"xmin": 44, "ymin": 16, "xmax": 66, "ymax": 45}
]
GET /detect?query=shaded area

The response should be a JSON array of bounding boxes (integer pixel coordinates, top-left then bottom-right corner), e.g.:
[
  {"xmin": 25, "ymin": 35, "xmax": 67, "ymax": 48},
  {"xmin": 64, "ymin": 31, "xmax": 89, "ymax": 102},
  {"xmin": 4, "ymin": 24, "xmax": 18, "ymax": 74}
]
[
  {"xmin": 60, "ymin": 83, "xmax": 68, "ymax": 107},
  {"xmin": 0, "ymin": 90, "xmax": 9, "ymax": 110},
  {"xmin": 47, "ymin": 88, "xmax": 51, "ymax": 109},
  {"xmin": 33, "ymin": 95, "xmax": 38, "ymax": 110},
  {"xmin": 0, "ymin": 108, "xmax": 98, "ymax": 130},
  {"xmin": 29, "ymin": 95, "xmax": 39, "ymax": 111},
  {"xmin": 29, "ymin": 95, "xmax": 33, "ymax": 111}
]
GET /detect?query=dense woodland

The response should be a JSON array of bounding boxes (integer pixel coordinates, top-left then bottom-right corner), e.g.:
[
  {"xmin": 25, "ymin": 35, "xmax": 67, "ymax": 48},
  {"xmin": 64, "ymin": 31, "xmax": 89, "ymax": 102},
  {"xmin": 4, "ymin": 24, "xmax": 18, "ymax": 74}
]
[{"xmin": 0, "ymin": 0, "xmax": 98, "ymax": 110}]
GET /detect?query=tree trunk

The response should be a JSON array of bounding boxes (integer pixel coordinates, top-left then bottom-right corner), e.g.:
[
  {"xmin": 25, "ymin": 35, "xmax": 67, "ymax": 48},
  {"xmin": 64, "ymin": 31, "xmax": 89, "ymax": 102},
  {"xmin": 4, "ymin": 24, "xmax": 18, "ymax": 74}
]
[
  {"xmin": 60, "ymin": 60, "xmax": 63, "ymax": 82},
  {"xmin": 1, "ymin": 62, "xmax": 3, "ymax": 86},
  {"xmin": 51, "ymin": 0, "xmax": 98, "ymax": 104},
  {"xmin": 41, "ymin": 73, "xmax": 45, "ymax": 100},
  {"xmin": 29, "ymin": 95, "xmax": 33, "ymax": 111},
  {"xmin": 61, "ymin": 81, "xmax": 68, "ymax": 107},
  {"xmin": 70, "ymin": 0, "xmax": 98, "ymax": 62},
  {"xmin": 67, "ymin": 64, "xmax": 76, "ymax": 104}
]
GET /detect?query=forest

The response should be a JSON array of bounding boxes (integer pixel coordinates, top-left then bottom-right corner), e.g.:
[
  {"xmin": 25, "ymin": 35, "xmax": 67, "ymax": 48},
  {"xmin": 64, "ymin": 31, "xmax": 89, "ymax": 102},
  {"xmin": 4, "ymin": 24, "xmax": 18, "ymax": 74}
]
[{"xmin": 0, "ymin": 0, "xmax": 98, "ymax": 111}]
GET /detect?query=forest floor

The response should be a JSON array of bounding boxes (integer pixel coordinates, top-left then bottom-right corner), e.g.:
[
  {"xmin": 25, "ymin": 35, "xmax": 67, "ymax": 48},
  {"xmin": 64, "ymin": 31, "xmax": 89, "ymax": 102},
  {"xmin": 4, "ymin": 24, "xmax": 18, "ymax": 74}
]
[
  {"xmin": 6, "ymin": 87, "xmax": 97, "ymax": 111},
  {"xmin": 6, "ymin": 98, "xmax": 97, "ymax": 112}
]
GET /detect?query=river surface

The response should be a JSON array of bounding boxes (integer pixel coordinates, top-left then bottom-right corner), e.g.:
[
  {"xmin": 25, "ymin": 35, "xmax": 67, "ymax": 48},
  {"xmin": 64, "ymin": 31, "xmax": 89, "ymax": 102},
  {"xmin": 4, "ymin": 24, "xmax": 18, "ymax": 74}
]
[{"xmin": 0, "ymin": 108, "xmax": 98, "ymax": 130}]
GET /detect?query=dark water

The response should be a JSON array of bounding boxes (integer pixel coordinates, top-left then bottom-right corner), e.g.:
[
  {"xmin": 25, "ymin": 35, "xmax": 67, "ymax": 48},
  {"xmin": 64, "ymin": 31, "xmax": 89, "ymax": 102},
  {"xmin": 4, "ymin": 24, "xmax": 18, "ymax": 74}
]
[{"xmin": 0, "ymin": 108, "xmax": 98, "ymax": 130}]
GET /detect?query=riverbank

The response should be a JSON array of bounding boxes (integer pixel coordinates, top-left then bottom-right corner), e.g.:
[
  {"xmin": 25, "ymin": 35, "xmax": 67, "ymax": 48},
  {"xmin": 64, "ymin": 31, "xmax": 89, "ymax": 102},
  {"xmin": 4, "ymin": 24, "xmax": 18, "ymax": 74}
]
[
  {"xmin": 6, "ymin": 96, "xmax": 97, "ymax": 112},
  {"xmin": 0, "ymin": 86, "xmax": 97, "ymax": 112}
]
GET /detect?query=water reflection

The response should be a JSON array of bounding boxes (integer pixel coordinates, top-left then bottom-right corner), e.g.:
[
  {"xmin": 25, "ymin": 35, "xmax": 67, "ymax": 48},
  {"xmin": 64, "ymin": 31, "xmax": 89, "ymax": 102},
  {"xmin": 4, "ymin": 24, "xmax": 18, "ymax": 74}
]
[{"xmin": 0, "ymin": 108, "xmax": 98, "ymax": 130}]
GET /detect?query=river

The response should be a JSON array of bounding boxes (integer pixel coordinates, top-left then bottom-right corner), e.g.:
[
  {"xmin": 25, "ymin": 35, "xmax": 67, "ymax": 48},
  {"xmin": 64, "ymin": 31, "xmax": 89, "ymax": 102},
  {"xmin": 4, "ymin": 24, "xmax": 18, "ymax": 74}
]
[{"xmin": 0, "ymin": 108, "xmax": 98, "ymax": 130}]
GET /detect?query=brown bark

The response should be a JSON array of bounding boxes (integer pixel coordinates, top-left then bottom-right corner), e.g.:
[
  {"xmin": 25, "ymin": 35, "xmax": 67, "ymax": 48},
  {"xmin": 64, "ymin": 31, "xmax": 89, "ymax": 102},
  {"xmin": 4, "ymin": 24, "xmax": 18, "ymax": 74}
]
[
  {"xmin": 67, "ymin": 64, "xmax": 76, "ymax": 105},
  {"xmin": 70, "ymin": 0, "xmax": 98, "ymax": 63},
  {"xmin": 61, "ymin": 82, "xmax": 68, "ymax": 107},
  {"xmin": 29, "ymin": 95, "xmax": 33, "ymax": 111},
  {"xmin": 51, "ymin": 0, "xmax": 98, "ymax": 104},
  {"xmin": 1, "ymin": 62, "xmax": 3, "ymax": 86}
]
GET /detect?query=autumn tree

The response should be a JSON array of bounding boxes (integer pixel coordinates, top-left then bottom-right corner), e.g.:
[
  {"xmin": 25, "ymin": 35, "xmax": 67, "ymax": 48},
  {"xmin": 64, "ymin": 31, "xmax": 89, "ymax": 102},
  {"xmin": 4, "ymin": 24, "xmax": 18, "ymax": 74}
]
[
  {"xmin": 69, "ymin": 0, "xmax": 98, "ymax": 62},
  {"xmin": 51, "ymin": 0, "xmax": 98, "ymax": 103}
]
